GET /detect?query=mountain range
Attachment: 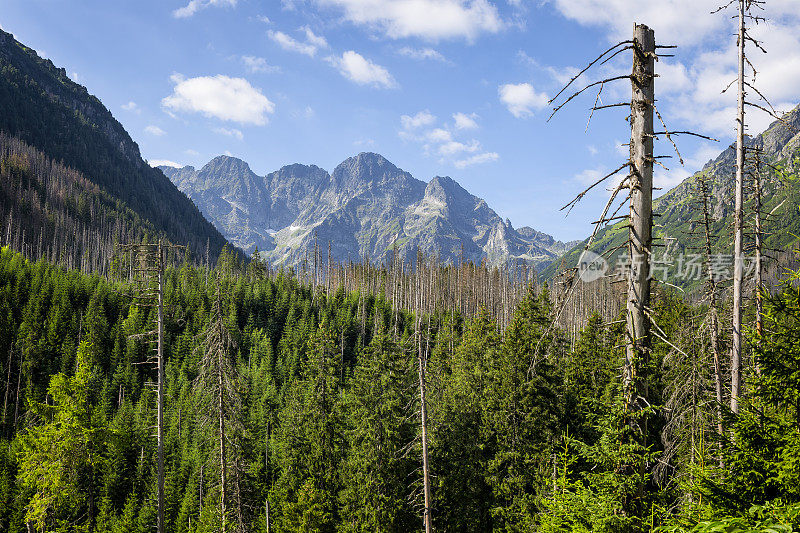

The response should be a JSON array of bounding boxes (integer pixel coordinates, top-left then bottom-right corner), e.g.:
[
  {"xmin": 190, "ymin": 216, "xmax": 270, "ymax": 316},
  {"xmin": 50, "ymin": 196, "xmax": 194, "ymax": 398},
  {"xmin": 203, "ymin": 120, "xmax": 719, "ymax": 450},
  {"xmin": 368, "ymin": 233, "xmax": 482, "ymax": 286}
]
[{"xmin": 160, "ymin": 154, "xmax": 578, "ymax": 269}]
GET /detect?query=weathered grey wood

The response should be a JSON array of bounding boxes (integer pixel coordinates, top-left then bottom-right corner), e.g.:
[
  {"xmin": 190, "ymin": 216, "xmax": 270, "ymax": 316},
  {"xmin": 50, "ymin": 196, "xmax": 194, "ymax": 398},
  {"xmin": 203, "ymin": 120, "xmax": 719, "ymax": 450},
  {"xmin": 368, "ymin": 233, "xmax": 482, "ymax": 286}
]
[
  {"xmin": 417, "ymin": 295, "xmax": 432, "ymax": 533},
  {"xmin": 700, "ymin": 177, "xmax": 724, "ymax": 438},
  {"xmin": 731, "ymin": 0, "xmax": 745, "ymax": 414},
  {"xmin": 625, "ymin": 23, "xmax": 655, "ymax": 413},
  {"xmin": 754, "ymin": 150, "xmax": 763, "ymax": 374},
  {"xmin": 157, "ymin": 241, "xmax": 165, "ymax": 533}
]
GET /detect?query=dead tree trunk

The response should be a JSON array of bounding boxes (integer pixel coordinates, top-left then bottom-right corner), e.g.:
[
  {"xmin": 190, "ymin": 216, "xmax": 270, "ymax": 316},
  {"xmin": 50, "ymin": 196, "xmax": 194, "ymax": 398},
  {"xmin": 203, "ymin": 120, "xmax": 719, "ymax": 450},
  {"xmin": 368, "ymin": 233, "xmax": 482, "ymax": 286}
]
[
  {"xmin": 753, "ymin": 150, "xmax": 764, "ymax": 345},
  {"xmin": 730, "ymin": 0, "xmax": 746, "ymax": 414},
  {"xmin": 624, "ymin": 24, "xmax": 655, "ymax": 415},
  {"xmin": 157, "ymin": 241, "xmax": 165, "ymax": 533},
  {"xmin": 219, "ymin": 347, "xmax": 227, "ymax": 533},
  {"xmin": 116, "ymin": 240, "xmax": 184, "ymax": 533},
  {"xmin": 700, "ymin": 178, "xmax": 725, "ymax": 437},
  {"xmin": 415, "ymin": 268, "xmax": 432, "ymax": 533}
]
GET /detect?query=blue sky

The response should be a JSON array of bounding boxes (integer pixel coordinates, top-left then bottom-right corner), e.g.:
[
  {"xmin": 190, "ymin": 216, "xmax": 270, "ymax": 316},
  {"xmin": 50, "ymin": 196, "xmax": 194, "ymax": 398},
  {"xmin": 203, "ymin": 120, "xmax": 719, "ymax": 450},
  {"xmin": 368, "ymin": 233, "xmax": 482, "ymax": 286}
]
[{"xmin": 2, "ymin": 0, "xmax": 799, "ymax": 241}]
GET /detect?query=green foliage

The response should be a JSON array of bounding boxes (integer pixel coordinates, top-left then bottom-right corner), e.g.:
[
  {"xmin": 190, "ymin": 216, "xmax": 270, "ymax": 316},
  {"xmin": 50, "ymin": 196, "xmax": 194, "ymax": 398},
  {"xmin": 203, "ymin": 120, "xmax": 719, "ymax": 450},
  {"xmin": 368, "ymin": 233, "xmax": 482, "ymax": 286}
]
[{"xmin": 0, "ymin": 247, "xmax": 799, "ymax": 531}]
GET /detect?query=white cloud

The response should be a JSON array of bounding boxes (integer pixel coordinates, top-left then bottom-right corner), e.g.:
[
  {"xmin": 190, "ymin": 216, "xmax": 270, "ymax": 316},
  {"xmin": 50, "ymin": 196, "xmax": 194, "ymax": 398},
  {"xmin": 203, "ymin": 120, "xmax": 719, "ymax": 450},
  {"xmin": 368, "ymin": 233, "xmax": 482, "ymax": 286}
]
[
  {"xmin": 149, "ymin": 159, "xmax": 183, "ymax": 168},
  {"xmin": 303, "ymin": 26, "xmax": 328, "ymax": 49},
  {"xmin": 145, "ymin": 125, "xmax": 166, "ymax": 136},
  {"xmin": 498, "ymin": 82, "xmax": 548, "ymax": 118},
  {"xmin": 574, "ymin": 166, "xmax": 626, "ymax": 197},
  {"xmin": 401, "ymin": 110, "xmax": 436, "ymax": 131},
  {"xmin": 214, "ymin": 127, "xmax": 244, "ymax": 140},
  {"xmin": 657, "ymin": 60, "xmax": 691, "ymax": 95},
  {"xmin": 162, "ymin": 74, "xmax": 275, "ymax": 125},
  {"xmin": 575, "ymin": 167, "xmax": 605, "ymax": 187},
  {"xmin": 399, "ymin": 111, "xmax": 497, "ymax": 168},
  {"xmin": 454, "ymin": 151, "xmax": 499, "ymax": 168},
  {"xmin": 70, "ymin": 72, "xmax": 79, "ymax": 82},
  {"xmin": 453, "ymin": 112, "xmax": 479, "ymax": 130},
  {"xmin": 438, "ymin": 139, "xmax": 480, "ymax": 156},
  {"xmin": 329, "ymin": 51, "xmax": 397, "ymax": 88},
  {"xmin": 551, "ymin": 0, "xmax": 725, "ymax": 47},
  {"xmin": 122, "ymin": 101, "xmax": 140, "ymax": 113},
  {"xmin": 242, "ymin": 56, "xmax": 280, "ymax": 74},
  {"xmin": 398, "ymin": 46, "xmax": 447, "ymax": 62},
  {"xmin": 269, "ymin": 27, "xmax": 328, "ymax": 57},
  {"xmin": 173, "ymin": 0, "xmax": 236, "ymax": 18},
  {"xmin": 587, "ymin": 145, "xmax": 598, "ymax": 156},
  {"xmin": 549, "ymin": 1, "xmax": 800, "ymax": 142},
  {"xmin": 427, "ymin": 128, "xmax": 453, "ymax": 143},
  {"xmin": 185, "ymin": 149, "xmax": 201, "ymax": 156},
  {"xmin": 317, "ymin": 0, "xmax": 503, "ymax": 41},
  {"xmin": 655, "ymin": 167, "xmax": 690, "ymax": 194}
]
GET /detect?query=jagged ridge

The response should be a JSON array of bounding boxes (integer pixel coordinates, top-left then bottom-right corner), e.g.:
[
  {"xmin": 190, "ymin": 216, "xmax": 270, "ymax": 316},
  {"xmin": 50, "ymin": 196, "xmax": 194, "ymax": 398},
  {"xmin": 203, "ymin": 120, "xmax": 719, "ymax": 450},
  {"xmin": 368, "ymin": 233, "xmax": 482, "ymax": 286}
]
[{"xmin": 161, "ymin": 153, "xmax": 576, "ymax": 270}]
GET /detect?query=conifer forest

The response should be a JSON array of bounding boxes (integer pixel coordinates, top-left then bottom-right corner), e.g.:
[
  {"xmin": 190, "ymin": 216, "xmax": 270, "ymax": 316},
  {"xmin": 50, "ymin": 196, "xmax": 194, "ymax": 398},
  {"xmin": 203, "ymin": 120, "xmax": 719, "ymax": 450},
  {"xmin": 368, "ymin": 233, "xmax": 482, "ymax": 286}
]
[{"xmin": 2, "ymin": 0, "xmax": 800, "ymax": 531}]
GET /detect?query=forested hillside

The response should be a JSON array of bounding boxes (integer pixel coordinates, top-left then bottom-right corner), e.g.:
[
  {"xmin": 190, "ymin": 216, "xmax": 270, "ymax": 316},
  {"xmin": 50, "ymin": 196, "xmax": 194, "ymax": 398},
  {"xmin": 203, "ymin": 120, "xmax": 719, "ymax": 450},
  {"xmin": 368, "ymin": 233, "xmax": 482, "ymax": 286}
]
[
  {"xmin": 0, "ymin": 29, "xmax": 232, "ymax": 263},
  {"xmin": 542, "ymin": 105, "xmax": 800, "ymax": 292},
  {"xmin": 0, "ymin": 244, "xmax": 797, "ymax": 531},
  {"xmin": 0, "ymin": 133, "xmax": 170, "ymax": 274}
]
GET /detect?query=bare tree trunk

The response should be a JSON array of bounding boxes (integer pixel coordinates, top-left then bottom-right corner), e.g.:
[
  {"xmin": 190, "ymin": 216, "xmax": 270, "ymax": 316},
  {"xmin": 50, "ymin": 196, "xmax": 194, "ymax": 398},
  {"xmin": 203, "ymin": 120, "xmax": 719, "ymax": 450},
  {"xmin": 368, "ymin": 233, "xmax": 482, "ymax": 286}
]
[
  {"xmin": 157, "ymin": 241, "xmax": 165, "ymax": 533},
  {"xmin": 418, "ymin": 336, "xmax": 432, "ymax": 533},
  {"xmin": 754, "ymin": 152, "xmax": 763, "ymax": 371},
  {"xmin": 266, "ymin": 421, "xmax": 271, "ymax": 533},
  {"xmin": 731, "ymin": 0, "xmax": 746, "ymax": 414},
  {"xmin": 2, "ymin": 345, "xmax": 12, "ymax": 430},
  {"xmin": 624, "ymin": 24, "xmax": 655, "ymax": 414},
  {"xmin": 701, "ymin": 179, "xmax": 724, "ymax": 437},
  {"xmin": 219, "ymin": 351, "xmax": 227, "ymax": 533},
  {"xmin": 416, "ymin": 284, "xmax": 432, "ymax": 533}
]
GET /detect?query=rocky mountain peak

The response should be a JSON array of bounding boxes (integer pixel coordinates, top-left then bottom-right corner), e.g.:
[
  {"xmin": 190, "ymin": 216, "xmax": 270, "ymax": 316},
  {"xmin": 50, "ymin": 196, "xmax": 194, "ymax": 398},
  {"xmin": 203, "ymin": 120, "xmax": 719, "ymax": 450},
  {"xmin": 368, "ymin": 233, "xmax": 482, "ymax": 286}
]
[
  {"xmin": 166, "ymin": 152, "xmax": 573, "ymax": 270},
  {"xmin": 200, "ymin": 155, "xmax": 255, "ymax": 178}
]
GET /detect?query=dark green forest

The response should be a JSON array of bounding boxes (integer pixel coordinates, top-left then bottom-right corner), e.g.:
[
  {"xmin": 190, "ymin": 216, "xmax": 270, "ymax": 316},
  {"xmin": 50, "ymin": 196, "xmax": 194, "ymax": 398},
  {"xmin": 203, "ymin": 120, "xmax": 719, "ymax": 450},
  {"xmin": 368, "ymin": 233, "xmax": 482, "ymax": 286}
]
[{"xmin": 0, "ymin": 244, "xmax": 797, "ymax": 532}]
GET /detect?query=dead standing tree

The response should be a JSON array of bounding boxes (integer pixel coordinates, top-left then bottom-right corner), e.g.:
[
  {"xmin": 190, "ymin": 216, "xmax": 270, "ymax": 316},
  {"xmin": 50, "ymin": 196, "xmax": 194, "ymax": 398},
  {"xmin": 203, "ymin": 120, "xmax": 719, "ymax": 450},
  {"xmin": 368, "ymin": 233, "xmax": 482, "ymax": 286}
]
[
  {"xmin": 547, "ymin": 24, "xmax": 661, "ymax": 416},
  {"xmin": 546, "ymin": 24, "xmax": 716, "ymax": 507},
  {"xmin": 626, "ymin": 25, "xmax": 656, "ymax": 417},
  {"xmin": 193, "ymin": 280, "xmax": 245, "ymax": 533},
  {"xmin": 716, "ymin": 0, "xmax": 790, "ymax": 413},
  {"xmin": 116, "ymin": 240, "xmax": 185, "ymax": 533}
]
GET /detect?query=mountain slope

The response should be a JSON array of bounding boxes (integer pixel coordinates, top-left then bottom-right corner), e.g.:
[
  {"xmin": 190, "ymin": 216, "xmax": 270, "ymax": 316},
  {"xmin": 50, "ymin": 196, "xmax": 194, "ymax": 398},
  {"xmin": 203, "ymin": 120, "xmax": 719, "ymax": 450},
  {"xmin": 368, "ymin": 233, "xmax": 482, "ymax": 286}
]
[
  {"xmin": 540, "ymin": 104, "xmax": 800, "ymax": 289},
  {"xmin": 161, "ymin": 153, "xmax": 575, "ymax": 269},
  {"xmin": 0, "ymin": 29, "xmax": 232, "ymax": 261}
]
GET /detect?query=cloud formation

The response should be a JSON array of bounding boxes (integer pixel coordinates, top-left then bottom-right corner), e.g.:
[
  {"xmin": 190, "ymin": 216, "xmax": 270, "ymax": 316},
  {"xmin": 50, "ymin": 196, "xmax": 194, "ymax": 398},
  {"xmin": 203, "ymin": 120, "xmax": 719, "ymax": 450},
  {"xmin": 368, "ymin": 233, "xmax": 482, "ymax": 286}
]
[
  {"xmin": 268, "ymin": 26, "xmax": 328, "ymax": 57},
  {"xmin": 149, "ymin": 159, "xmax": 183, "ymax": 168},
  {"xmin": 399, "ymin": 110, "xmax": 497, "ymax": 167},
  {"xmin": 214, "ymin": 127, "xmax": 244, "ymax": 140},
  {"xmin": 453, "ymin": 112, "xmax": 479, "ymax": 130},
  {"xmin": 145, "ymin": 125, "xmax": 166, "ymax": 136},
  {"xmin": 498, "ymin": 83, "xmax": 548, "ymax": 118},
  {"xmin": 242, "ymin": 56, "xmax": 280, "ymax": 74},
  {"xmin": 162, "ymin": 74, "xmax": 275, "ymax": 125},
  {"xmin": 329, "ymin": 51, "xmax": 397, "ymax": 88},
  {"xmin": 397, "ymin": 46, "xmax": 447, "ymax": 62},
  {"xmin": 317, "ymin": 0, "xmax": 503, "ymax": 41},
  {"xmin": 173, "ymin": 0, "xmax": 236, "ymax": 19}
]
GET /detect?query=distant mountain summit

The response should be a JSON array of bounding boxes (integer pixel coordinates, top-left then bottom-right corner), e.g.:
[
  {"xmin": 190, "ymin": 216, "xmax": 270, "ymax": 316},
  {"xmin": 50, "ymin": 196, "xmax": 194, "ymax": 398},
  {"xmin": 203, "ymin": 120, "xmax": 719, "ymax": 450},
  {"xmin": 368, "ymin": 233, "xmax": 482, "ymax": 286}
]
[{"xmin": 161, "ymin": 153, "xmax": 576, "ymax": 269}]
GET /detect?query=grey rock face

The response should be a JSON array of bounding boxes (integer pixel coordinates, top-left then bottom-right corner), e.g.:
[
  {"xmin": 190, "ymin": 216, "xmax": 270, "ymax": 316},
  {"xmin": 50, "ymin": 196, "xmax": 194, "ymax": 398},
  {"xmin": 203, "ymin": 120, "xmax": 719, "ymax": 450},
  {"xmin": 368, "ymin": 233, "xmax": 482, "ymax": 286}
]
[{"xmin": 162, "ymin": 152, "xmax": 572, "ymax": 270}]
